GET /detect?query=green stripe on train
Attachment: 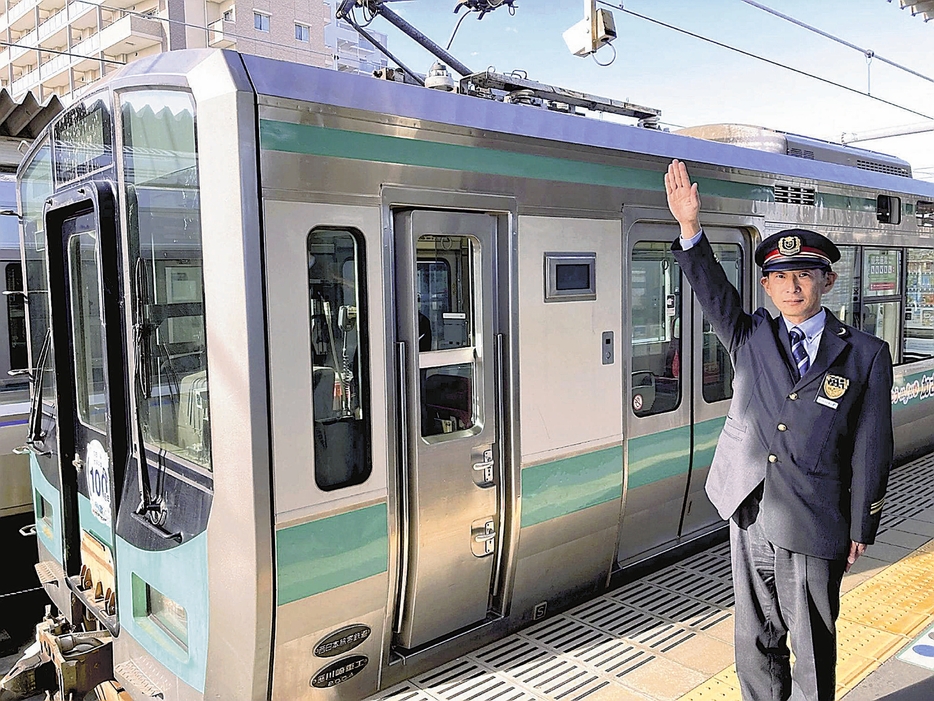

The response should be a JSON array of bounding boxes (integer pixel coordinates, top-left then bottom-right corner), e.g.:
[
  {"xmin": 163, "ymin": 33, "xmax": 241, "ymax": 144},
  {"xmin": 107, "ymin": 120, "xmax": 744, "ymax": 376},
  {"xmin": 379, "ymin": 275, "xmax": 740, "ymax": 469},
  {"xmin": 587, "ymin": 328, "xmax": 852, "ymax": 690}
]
[
  {"xmin": 626, "ymin": 417, "xmax": 727, "ymax": 490},
  {"xmin": 30, "ymin": 454, "xmax": 63, "ymax": 563},
  {"xmin": 520, "ymin": 446, "xmax": 623, "ymax": 528},
  {"xmin": 259, "ymin": 120, "xmax": 772, "ymax": 202},
  {"xmin": 276, "ymin": 502, "xmax": 388, "ymax": 606}
]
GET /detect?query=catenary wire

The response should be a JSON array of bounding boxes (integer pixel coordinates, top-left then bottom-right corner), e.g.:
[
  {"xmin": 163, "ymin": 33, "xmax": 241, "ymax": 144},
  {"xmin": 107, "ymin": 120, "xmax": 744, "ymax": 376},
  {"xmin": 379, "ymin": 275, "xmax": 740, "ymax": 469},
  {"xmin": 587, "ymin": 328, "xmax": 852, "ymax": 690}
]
[
  {"xmin": 598, "ymin": 1, "xmax": 934, "ymax": 122},
  {"xmin": 738, "ymin": 0, "xmax": 934, "ymax": 86},
  {"xmin": 0, "ymin": 40, "xmax": 126, "ymax": 65}
]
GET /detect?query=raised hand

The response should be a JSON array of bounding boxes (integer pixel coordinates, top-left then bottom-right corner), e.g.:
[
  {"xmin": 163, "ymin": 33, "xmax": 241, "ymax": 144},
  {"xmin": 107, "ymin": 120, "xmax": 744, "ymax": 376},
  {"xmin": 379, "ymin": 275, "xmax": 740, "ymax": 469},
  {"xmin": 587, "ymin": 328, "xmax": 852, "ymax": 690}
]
[{"xmin": 665, "ymin": 159, "xmax": 702, "ymax": 239}]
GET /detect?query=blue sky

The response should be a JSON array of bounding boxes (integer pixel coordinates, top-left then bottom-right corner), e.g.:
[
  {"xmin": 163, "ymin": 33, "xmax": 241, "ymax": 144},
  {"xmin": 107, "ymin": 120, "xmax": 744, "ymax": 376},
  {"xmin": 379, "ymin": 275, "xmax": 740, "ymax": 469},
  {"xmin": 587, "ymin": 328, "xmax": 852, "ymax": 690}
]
[{"xmin": 365, "ymin": 0, "xmax": 934, "ymax": 180}]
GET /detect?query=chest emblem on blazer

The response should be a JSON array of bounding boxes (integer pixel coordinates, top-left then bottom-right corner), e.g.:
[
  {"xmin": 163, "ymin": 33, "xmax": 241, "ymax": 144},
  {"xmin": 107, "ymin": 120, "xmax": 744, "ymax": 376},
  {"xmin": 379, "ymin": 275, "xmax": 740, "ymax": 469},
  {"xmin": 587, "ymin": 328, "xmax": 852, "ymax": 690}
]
[
  {"xmin": 823, "ymin": 374, "xmax": 850, "ymax": 400},
  {"xmin": 779, "ymin": 236, "xmax": 801, "ymax": 256}
]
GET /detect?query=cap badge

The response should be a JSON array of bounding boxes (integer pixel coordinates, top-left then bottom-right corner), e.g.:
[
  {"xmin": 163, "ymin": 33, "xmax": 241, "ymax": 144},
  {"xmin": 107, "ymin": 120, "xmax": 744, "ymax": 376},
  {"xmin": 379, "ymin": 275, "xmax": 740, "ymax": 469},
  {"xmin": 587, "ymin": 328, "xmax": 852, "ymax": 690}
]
[
  {"xmin": 823, "ymin": 374, "xmax": 850, "ymax": 400},
  {"xmin": 779, "ymin": 236, "xmax": 802, "ymax": 256}
]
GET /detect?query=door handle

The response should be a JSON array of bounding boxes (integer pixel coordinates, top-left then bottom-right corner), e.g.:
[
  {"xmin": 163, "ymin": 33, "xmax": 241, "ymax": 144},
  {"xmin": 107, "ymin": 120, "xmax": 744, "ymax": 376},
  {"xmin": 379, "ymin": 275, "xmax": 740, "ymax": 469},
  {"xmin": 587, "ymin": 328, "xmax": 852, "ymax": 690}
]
[
  {"xmin": 72, "ymin": 456, "xmax": 85, "ymax": 471},
  {"xmin": 19, "ymin": 524, "xmax": 37, "ymax": 537},
  {"xmin": 472, "ymin": 450, "xmax": 494, "ymax": 484},
  {"xmin": 471, "ymin": 519, "xmax": 496, "ymax": 556}
]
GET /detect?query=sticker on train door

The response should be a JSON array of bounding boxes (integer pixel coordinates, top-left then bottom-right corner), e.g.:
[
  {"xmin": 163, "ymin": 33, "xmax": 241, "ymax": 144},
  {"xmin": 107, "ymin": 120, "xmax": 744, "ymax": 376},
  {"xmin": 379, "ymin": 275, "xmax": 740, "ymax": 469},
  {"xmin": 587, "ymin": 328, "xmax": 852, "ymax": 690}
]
[{"xmin": 86, "ymin": 440, "xmax": 111, "ymax": 525}]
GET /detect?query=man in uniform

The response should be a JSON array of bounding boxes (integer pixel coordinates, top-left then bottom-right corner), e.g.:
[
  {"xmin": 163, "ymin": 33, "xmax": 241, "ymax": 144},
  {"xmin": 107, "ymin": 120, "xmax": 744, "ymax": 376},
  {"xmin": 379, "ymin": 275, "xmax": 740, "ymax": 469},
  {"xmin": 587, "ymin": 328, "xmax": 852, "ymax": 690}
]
[{"xmin": 664, "ymin": 159, "xmax": 893, "ymax": 700}]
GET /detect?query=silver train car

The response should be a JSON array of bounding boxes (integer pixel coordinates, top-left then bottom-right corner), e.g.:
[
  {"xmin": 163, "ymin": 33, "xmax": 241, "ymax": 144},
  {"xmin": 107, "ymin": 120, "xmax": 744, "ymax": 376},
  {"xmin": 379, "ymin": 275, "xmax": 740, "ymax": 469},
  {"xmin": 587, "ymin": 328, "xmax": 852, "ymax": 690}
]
[
  {"xmin": 0, "ymin": 170, "xmax": 38, "ymax": 647},
  {"xmin": 8, "ymin": 49, "xmax": 934, "ymax": 700}
]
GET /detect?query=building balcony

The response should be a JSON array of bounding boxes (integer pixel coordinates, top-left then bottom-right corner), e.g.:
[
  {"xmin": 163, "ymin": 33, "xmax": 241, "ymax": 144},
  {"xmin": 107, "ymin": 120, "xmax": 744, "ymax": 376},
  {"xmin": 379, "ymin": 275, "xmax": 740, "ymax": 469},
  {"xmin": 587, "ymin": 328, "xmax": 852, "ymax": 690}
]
[
  {"xmin": 9, "ymin": 28, "xmax": 38, "ymax": 66},
  {"xmin": 208, "ymin": 18, "xmax": 236, "ymax": 49},
  {"xmin": 11, "ymin": 67, "xmax": 39, "ymax": 95},
  {"xmin": 97, "ymin": 13, "xmax": 163, "ymax": 56},
  {"xmin": 4, "ymin": 0, "xmax": 39, "ymax": 34}
]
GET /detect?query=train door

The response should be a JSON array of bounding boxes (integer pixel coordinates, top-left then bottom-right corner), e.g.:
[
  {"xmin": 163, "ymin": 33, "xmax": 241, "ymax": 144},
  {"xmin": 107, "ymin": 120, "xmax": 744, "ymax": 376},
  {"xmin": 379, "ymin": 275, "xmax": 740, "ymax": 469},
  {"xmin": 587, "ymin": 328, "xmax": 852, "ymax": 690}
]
[
  {"xmin": 681, "ymin": 227, "xmax": 748, "ymax": 536},
  {"xmin": 619, "ymin": 224, "xmax": 749, "ymax": 563},
  {"xmin": 44, "ymin": 184, "xmax": 127, "ymax": 628},
  {"xmin": 393, "ymin": 210, "xmax": 504, "ymax": 650},
  {"xmin": 619, "ymin": 228, "xmax": 692, "ymax": 560}
]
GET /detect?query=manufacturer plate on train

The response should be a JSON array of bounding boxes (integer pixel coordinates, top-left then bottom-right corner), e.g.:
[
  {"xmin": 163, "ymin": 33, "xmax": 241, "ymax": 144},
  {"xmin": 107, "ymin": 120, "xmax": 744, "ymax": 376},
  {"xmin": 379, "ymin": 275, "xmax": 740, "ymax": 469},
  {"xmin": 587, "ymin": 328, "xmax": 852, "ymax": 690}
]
[
  {"xmin": 86, "ymin": 440, "xmax": 111, "ymax": 525},
  {"xmin": 311, "ymin": 655, "xmax": 368, "ymax": 688},
  {"xmin": 314, "ymin": 624, "xmax": 371, "ymax": 658}
]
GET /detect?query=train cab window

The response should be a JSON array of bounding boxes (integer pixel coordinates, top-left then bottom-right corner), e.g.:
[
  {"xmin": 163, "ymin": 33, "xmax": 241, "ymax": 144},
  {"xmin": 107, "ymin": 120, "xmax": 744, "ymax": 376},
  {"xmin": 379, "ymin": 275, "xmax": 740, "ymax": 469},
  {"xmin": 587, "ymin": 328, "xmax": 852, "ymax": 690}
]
[
  {"xmin": 822, "ymin": 245, "xmax": 858, "ymax": 326},
  {"xmin": 702, "ymin": 244, "xmax": 742, "ymax": 403},
  {"xmin": 631, "ymin": 242, "xmax": 681, "ymax": 417},
  {"xmin": 861, "ymin": 248, "xmax": 902, "ymax": 358},
  {"xmin": 416, "ymin": 235, "xmax": 478, "ymax": 437},
  {"xmin": 20, "ymin": 141, "xmax": 55, "ymax": 403},
  {"xmin": 122, "ymin": 90, "xmax": 212, "ymax": 469},
  {"xmin": 308, "ymin": 228, "xmax": 371, "ymax": 490},
  {"xmin": 904, "ymin": 248, "xmax": 934, "ymax": 362}
]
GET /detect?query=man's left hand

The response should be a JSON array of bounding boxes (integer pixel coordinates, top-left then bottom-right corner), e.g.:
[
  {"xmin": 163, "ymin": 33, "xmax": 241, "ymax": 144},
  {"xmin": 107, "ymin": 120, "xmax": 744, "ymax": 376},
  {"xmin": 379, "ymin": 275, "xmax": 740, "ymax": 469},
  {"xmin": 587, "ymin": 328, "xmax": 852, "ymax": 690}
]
[{"xmin": 846, "ymin": 541, "xmax": 867, "ymax": 572}]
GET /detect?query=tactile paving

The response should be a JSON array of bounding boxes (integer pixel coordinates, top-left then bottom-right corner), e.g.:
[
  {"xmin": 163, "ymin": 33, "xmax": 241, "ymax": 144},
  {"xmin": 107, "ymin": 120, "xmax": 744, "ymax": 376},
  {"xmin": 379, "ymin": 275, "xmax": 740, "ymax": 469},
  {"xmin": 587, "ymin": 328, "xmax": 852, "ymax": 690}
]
[{"xmin": 371, "ymin": 454, "xmax": 934, "ymax": 701}]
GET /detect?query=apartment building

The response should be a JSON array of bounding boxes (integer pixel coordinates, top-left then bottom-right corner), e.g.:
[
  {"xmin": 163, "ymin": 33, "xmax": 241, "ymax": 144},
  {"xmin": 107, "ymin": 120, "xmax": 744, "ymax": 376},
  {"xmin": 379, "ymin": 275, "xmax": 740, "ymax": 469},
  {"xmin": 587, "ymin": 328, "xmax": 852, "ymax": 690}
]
[
  {"xmin": 0, "ymin": 0, "xmax": 331, "ymax": 103},
  {"xmin": 324, "ymin": 1, "xmax": 387, "ymax": 75}
]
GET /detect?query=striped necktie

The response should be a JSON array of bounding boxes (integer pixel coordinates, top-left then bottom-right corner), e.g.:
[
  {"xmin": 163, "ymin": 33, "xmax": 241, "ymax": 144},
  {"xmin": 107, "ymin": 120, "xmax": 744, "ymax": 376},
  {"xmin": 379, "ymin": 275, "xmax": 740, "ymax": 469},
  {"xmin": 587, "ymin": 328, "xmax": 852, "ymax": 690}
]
[{"xmin": 790, "ymin": 326, "xmax": 809, "ymax": 379}]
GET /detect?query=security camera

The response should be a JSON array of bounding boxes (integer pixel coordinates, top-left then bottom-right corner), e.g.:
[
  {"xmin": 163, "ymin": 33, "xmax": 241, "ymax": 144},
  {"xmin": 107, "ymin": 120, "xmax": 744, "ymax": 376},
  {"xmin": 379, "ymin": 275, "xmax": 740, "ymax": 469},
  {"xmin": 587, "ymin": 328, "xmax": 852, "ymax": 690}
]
[{"xmin": 563, "ymin": 0, "xmax": 617, "ymax": 57}]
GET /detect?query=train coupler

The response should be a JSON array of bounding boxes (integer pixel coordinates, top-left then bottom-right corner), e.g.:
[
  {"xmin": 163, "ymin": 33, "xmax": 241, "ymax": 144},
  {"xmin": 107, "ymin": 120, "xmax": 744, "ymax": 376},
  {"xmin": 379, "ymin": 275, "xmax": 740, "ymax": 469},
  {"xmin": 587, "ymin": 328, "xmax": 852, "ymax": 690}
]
[{"xmin": 0, "ymin": 611, "xmax": 113, "ymax": 701}]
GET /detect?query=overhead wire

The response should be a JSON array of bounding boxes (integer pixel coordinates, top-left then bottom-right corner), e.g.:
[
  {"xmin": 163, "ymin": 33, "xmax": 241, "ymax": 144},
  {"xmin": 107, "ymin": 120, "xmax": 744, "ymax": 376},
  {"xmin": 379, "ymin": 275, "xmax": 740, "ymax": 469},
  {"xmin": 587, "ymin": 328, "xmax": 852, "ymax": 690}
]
[
  {"xmin": 737, "ymin": 0, "xmax": 934, "ymax": 87},
  {"xmin": 0, "ymin": 40, "xmax": 126, "ymax": 65},
  {"xmin": 598, "ymin": 1, "xmax": 934, "ymax": 122}
]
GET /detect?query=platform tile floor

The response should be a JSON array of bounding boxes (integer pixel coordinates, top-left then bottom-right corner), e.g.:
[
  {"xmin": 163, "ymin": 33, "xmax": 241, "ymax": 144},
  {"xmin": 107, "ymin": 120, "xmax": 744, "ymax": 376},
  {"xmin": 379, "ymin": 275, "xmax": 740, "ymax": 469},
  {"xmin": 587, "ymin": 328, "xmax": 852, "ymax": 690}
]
[{"xmin": 372, "ymin": 453, "xmax": 934, "ymax": 701}]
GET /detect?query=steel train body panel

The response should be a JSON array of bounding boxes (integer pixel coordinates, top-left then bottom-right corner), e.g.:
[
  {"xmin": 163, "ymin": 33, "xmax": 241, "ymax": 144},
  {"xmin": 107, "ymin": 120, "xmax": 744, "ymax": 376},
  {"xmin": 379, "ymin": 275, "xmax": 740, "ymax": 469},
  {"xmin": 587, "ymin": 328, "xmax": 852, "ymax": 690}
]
[{"xmin": 13, "ymin": 48, "xmax": 934, "ymax": 699}]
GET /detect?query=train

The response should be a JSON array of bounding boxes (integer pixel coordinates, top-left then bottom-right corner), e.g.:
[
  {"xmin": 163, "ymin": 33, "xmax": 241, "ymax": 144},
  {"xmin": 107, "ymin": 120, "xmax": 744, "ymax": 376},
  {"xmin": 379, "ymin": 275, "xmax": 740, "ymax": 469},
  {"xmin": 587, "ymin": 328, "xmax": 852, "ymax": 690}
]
[{"xmin": 4, "ymin": 47, "xmax": 934, "ymax": 700}]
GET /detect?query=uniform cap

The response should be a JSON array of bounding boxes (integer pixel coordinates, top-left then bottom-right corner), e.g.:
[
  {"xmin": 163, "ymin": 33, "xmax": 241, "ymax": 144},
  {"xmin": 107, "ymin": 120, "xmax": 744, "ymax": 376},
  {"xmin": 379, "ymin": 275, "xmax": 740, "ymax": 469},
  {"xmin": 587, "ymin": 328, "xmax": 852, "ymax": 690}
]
[{"xmin": 754, "ymin": 229, "xmax": 840, "ymax": 273}]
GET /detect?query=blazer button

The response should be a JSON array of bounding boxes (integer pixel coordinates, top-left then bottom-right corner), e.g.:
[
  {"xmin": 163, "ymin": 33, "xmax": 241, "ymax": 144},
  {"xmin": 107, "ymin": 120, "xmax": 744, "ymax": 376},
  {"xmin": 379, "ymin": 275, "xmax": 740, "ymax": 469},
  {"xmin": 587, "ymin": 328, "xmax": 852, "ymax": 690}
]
[
  {"xmin": 768, "ymin": 454, "xmax": 778, "ymax": 463},
  {"xmin": 778, "ymin": 423, "xmax": 787, "ymax": 432},
  {"xmin": 789, "ymin": 393, "xmax": 798, "ymax": 400}
]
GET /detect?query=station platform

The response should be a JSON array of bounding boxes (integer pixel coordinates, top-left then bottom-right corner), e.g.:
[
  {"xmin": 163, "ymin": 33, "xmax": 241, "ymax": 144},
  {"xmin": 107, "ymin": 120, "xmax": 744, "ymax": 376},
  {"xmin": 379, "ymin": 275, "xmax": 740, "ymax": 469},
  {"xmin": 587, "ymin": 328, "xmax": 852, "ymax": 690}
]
[{"xmin": 374, "ymin": 452, "xmax": 934, "ymax": 701}]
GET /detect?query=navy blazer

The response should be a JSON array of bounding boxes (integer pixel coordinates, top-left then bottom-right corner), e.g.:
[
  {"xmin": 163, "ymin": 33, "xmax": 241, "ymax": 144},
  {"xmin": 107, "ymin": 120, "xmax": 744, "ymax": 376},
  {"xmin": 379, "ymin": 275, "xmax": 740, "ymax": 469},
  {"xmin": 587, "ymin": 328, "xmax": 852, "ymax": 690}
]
[{"xmin": 672, "ymin": 233, "xmax": 894, "ymax": 560}]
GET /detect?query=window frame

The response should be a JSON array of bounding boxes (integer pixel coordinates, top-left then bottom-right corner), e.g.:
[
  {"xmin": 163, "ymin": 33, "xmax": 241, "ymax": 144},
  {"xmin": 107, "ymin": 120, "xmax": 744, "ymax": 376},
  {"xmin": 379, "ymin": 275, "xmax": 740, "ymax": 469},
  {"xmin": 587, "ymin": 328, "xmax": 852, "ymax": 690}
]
[
  {"xmin": 253, "ymin": 10, "xmax": 270, "ymax": 32},
  {"xmin": 629, "ymin": 240, "xmax": 683, "ymax": 419},
  {"xmin": 307, "ymin": 226, "xmax": 372, "ymax": 491},
  {"xmin": 859, "ymin": 247, "xmax": 904, "ymax": 365},
  {"xmin": 903, "ymin": 246, "xmax": 934, "ymax": 364}
]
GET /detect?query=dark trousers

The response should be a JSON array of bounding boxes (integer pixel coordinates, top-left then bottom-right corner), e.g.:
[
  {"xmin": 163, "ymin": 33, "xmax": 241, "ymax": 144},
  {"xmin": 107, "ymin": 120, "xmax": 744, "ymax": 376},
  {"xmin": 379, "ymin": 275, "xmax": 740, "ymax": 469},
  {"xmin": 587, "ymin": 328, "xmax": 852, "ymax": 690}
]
[{"xmin": 731, "ymin": 489, "xmax": 846, "ymax": 701}]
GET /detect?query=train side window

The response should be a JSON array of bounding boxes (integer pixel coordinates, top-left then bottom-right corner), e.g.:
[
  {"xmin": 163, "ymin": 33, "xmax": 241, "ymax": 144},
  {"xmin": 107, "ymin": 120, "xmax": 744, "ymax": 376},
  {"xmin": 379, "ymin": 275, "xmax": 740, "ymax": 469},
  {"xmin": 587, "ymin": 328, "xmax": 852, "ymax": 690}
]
[
  {"xmin": 904, "ymin": 248, "xmax": 934, "ymax": 362},
  {"xmin": 702, "ymin": 244, "xmax": 742, "ymax": 403},
  {"xmin": 631, "ymin": 242, "xmax": 681, "ymax": 417},
  {"xmin": 121, "ymin": 89, "xmax": 212, "ymax": 469},
  {"xmin": 5, "ymin": 263, "xmax": 27, "ymax": 375},
  {"xmin": 416, "ymin": 235, "xmax": 478, "ymax": 437},
  {"xmin": 308, "ymin": 228, "xmax": 371, "ymax": 490},
  {"xmin": 918, "ymin": 201, "xmax": 934, "ymax": 229},
  {"xmin": 861, "ymin": 248, "xmax": 902, "ymax": 358},
  {"xmin": 877, "ymin": 195, "xmax": 901, "ymax": 225},
  {"xmin": 822, "ymin": 245, "xmax": 859, "ymax": 326}
]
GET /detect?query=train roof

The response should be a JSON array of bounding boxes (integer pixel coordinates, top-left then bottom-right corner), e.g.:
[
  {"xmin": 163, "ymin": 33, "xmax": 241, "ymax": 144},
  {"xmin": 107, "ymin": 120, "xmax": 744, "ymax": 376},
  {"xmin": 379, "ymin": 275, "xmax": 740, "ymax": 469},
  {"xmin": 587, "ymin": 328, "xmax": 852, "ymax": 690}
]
[{"xmin": 41, "ymin": 49, "xmax": 934, "ymax": 200}]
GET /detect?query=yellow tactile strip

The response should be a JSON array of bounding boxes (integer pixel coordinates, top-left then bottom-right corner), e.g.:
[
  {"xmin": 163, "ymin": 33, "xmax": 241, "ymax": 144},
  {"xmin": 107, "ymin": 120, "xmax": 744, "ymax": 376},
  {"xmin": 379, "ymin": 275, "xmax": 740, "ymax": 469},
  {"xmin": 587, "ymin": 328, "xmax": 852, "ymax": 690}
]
[{"xmin": 678, "ymin": 538, "xmax": 934, "ymax": 701}]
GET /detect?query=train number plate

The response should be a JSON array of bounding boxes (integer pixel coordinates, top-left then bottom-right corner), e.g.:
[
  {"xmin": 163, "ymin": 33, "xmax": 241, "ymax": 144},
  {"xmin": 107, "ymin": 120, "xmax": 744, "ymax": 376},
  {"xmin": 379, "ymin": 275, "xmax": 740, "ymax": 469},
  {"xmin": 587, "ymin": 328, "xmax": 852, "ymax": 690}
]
[{"xmin": 86, "ymin": 440, "xmax": 112, "ymax": 525}]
